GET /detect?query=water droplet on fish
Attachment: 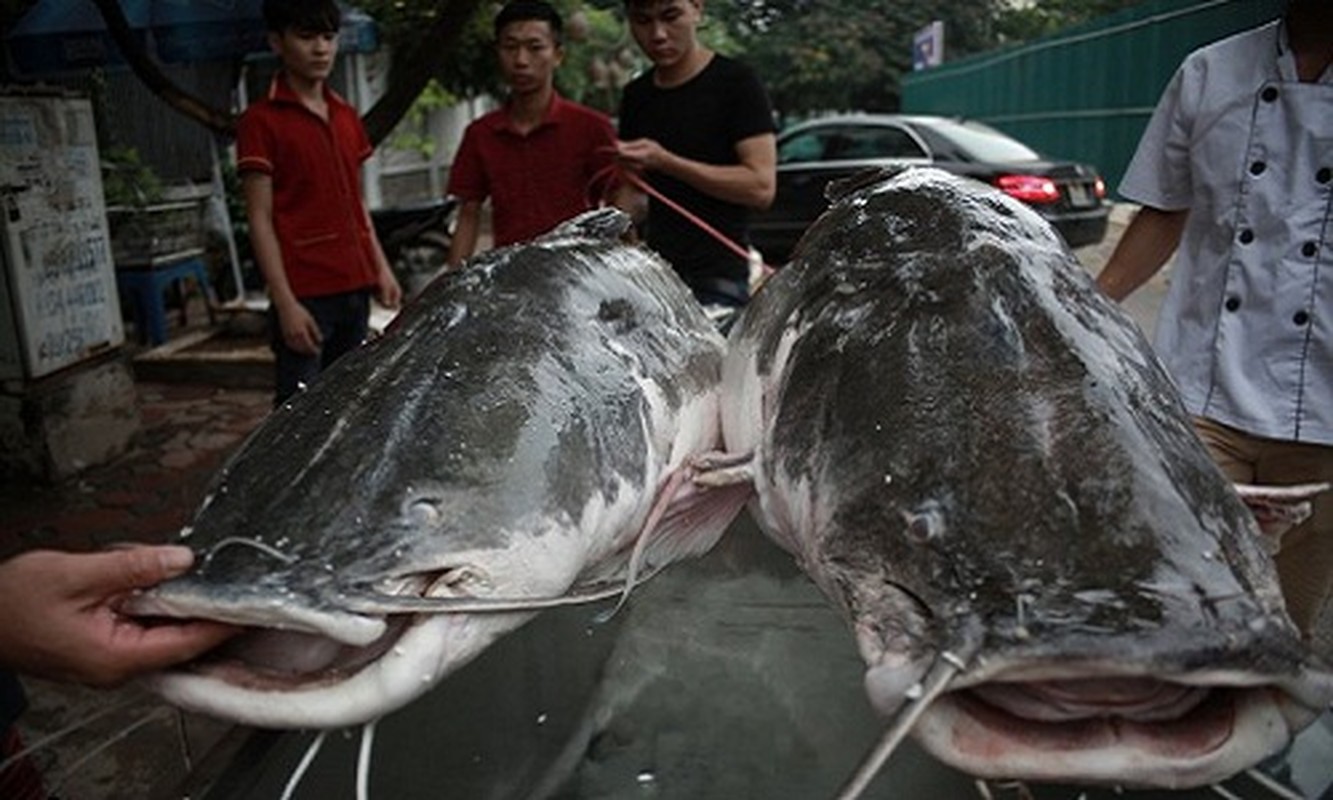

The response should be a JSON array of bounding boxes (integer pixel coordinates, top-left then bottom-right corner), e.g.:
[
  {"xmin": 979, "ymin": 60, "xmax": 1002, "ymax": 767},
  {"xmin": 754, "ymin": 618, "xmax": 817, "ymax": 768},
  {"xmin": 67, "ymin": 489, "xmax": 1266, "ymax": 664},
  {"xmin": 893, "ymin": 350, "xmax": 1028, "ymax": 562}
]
[
  {"xmin": 883, "ymin": 474, "xmax": 892, "ymax": 485},
  {"xmin": 905, "ymin": 682, "xmax": 923, "ymax": 700},
  {"xmin": 393, "ymin": 646, "xmax": 406, "ymax": 656},
  {"xmin": 1202, "ymin": 550, "xmax": 1216, "ymax": 561},
  {"xmin": 536, "ymin": 713, "xmax": 547, "ymax": 725},
  {"xmin": 179, "ymin": 525, "xmax": 194, "ymax": 539},
  {"xmin": 421, "ymin": 674, "xmax": 434, "ymax": 684},
  {"xmin": 636, "ymin": 771, "xmax": 656, "ymax": 785},
  {"xmin": 296, "ymin": 381, "xmax": 308, "ymax": 393}
]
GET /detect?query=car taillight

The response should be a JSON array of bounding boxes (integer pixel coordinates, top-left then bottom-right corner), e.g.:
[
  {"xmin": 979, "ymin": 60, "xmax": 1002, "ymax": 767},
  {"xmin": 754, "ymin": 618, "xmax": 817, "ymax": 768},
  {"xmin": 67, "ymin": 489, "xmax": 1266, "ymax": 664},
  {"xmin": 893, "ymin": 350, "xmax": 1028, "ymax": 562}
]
[
  {"xmin": 995, "ymin": 174, "xmax": 1060, "ymax": 204},
  {"xmin": 1093, "ymin": 177, "xmax": 1107, "ymax": 198}
]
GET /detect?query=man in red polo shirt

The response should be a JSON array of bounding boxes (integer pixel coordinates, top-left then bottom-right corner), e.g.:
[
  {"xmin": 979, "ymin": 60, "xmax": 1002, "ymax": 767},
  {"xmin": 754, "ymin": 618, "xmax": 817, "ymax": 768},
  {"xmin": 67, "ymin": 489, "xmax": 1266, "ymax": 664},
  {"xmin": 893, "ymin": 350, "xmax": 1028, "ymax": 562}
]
[
  {"xmin": 238, "ymin": 0, "xmax": 401, "ymax": 406},
  {"xmin": 445, "ymin": 0, "xmax": 617, "ymax": 266}
]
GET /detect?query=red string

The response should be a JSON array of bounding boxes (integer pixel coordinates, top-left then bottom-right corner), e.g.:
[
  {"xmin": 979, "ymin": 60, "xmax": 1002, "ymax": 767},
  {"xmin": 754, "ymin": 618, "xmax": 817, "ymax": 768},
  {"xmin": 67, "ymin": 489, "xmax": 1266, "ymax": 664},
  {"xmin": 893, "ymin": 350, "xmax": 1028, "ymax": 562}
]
[{"xmin": 591, "ymin": 146, "xmax": 776, "ymax": 275}]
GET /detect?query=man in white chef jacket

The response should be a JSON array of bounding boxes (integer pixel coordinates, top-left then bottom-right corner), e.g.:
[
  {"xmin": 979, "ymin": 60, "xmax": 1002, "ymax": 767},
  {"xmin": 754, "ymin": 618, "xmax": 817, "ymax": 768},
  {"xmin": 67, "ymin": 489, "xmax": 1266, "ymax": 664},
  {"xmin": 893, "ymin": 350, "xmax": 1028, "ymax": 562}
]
[{"xmin": 1096, "ymin": 0, "xmax": 1333, "ymax": 646}]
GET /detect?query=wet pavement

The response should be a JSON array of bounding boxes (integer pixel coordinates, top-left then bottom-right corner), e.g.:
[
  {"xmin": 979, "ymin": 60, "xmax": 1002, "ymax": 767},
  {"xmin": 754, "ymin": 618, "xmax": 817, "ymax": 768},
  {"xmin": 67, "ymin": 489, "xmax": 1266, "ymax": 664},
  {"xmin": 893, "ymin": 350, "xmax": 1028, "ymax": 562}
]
[{"xmin": 0, "ymin": 382, "xmax": 272, "ymax": 561}]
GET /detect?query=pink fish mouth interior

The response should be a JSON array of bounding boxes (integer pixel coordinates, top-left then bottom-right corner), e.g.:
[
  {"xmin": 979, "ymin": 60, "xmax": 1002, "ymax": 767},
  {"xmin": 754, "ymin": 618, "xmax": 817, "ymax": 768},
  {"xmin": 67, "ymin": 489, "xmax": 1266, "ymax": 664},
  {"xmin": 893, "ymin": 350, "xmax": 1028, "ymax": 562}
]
[
  {"xmin": 948, "ymin": 678, "xmax": 1236, "ymax": 757},
  {"xmin": 912, "ymin": 676, "xmax": 1302, "ymax": 787},
  {"xmin": 178, "ymin": 615, "xmax": 419, "ymax": 693}
]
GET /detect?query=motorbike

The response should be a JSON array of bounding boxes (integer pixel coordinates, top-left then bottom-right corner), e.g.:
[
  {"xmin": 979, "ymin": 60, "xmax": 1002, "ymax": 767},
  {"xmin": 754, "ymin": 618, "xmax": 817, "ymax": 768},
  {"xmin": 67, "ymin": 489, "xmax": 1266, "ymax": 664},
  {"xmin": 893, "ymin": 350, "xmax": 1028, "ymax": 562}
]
[{"xmin": 371, "ymin": 196, "xmax": 458, "ymax": 299}]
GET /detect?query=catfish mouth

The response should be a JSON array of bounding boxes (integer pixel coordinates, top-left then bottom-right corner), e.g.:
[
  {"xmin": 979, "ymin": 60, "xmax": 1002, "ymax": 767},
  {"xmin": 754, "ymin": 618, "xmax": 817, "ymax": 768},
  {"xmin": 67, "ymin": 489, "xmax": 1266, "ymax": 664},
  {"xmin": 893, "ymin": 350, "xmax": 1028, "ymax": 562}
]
[
  {"xmin": 126, "ymin": 567, "xmax": 546, "ymax": 728},
  {"xmin": 913, "ymin": 675, "xmax": 1310, "ymax": 788},
  {"xmin": 177, "ymin": 614, "xmax": 420, "ymax": 693},
  {"xmin": 130, "ymin": 571, "xmax": 465, "ymax": 693}
]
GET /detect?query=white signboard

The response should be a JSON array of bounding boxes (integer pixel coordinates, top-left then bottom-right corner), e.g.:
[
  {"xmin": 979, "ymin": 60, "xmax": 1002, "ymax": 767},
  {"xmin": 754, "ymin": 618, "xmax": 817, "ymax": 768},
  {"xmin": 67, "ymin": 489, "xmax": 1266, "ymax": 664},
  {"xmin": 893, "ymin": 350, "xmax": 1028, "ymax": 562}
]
[
  {"xmin": 913, "ymin": 20, "xmax": 945, "ymax": 71},
  {"xmin": 0, "ymin": 93, "xmax": 123, "ymax": 380}
]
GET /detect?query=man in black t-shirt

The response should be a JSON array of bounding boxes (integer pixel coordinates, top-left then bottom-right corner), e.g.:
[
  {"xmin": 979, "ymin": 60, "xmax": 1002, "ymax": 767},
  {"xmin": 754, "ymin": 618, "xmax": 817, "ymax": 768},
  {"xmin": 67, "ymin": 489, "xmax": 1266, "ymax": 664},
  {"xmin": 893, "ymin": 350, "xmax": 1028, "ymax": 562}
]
[{"xmin": 615, "ymin": 0, "xmax": 777, "ymax": 307}]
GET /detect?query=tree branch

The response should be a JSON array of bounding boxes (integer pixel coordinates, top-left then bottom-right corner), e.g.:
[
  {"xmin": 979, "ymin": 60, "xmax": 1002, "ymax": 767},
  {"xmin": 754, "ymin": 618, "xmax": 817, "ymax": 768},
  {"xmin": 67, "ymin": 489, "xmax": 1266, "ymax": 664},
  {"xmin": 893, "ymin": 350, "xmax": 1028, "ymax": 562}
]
[
  {"xmin": 89, "ymin": 0, "xmax": 237, "ymax": 137},
  {"xmin": 361, "ymin": 0, "xmax": 488, "ymax": 146}
]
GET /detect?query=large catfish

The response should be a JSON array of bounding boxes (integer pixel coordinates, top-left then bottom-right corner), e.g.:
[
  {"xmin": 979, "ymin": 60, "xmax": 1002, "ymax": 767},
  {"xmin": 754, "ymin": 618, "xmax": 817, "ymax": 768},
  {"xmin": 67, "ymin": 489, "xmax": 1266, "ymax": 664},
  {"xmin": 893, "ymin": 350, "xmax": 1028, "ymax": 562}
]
[
  {"xmin": 127, "ymin": 210, "xmax": 749, "ymax": 729},
  {"xmin": 720, "ymin": 167, "xmax": 1333, "ymax": 791}
]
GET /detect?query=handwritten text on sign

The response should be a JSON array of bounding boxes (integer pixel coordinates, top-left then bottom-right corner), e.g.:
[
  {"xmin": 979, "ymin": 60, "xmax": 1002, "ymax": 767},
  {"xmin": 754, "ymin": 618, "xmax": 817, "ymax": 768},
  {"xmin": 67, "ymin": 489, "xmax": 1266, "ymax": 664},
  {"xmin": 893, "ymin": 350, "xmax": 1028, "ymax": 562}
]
[{"xmin": 0, "ymin": 94, "xmax": 123, "ymax": 379}]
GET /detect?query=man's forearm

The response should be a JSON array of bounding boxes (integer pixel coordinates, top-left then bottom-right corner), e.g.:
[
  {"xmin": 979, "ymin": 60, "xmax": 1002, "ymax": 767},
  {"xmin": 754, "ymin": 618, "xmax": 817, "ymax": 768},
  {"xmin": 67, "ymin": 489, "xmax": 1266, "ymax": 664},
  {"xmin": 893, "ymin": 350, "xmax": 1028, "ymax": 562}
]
[
  {"xmin": 447, "ymin": 202, "xmax": 481, "ymax": 267},
  {"xmin": 1096, "ymin": 206, "xmax": 1188, "ymax": 301}
]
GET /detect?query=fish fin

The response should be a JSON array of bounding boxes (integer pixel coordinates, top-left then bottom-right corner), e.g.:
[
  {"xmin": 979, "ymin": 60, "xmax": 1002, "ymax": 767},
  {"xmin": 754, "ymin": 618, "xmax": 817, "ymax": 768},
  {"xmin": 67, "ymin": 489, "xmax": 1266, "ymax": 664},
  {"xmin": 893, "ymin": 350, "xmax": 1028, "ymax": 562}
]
[
  {"xmin": 690, "ymin": 449, "xmax": 756, "ymax": 488},
  {"xmin": 589, "ymin": 456, "xmax": 754, "ymax": 618},
  {"xmin": 638, "ymin": 472, "xmax": 752, "ymax": 567},
  {"xmin": 1234, "ymin": 482, "xmax": 1330, "ymax": 540},
  {"xmin": 548, "ymin": 207, "xmax": 632, "ymax": 242}
]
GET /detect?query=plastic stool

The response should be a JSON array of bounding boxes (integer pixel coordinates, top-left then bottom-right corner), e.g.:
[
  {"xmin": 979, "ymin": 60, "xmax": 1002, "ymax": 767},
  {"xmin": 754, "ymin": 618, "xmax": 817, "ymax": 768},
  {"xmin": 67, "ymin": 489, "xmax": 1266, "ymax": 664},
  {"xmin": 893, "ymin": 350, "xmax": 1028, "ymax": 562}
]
[{"xmin": 115, "ymin": 252, "xmax": 217, "ymax": 345}]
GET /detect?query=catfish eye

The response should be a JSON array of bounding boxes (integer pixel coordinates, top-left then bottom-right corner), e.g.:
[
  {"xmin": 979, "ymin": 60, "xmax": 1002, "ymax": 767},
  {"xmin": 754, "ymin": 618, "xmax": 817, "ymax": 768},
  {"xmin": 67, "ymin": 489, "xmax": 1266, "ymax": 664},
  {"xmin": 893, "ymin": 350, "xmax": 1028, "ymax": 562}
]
[{"xmin": 406, "ymin": 498, "xmax": 442, "ymax": 525}]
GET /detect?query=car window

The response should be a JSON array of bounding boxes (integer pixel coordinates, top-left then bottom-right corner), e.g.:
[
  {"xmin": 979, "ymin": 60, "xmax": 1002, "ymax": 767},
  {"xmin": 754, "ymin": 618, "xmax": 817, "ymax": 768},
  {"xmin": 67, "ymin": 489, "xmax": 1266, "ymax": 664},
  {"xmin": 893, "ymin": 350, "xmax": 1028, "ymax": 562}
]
[
  {"xmin": 777, "ymin": 131, "xmax": 825, "ymax": 165},
  {"xmin": 825, "ymin": 125, "xmax": 926, "ymax": 161},
  {"xmin": 778, "ymin": 124, "xmax": 927, "ymax": 165},
  {"xmin": 919, "ymin": 119, "xmax": 1041, "ymax": 163}
]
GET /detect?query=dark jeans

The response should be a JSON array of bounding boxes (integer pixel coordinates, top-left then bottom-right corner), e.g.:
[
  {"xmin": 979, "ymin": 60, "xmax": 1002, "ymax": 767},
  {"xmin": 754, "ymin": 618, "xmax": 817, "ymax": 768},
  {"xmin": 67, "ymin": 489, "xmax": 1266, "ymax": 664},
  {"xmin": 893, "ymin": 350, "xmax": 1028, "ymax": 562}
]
[
  {"xmin": 270, "ymin": 289, "xmax": 371, "ymax": 406},
  {"xmin": 688, "ymin": 276, "xmax": 748, "ymax": 334},
  {"xmin": 688, "ymin": 276, "xmax": 749, "ymax": 308}
]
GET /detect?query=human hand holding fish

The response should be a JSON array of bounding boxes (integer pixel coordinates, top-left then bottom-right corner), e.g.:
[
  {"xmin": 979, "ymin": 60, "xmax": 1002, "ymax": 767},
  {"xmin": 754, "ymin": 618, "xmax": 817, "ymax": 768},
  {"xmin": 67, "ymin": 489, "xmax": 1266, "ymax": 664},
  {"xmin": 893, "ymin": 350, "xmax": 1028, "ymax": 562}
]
[{"xmin": 0, "ymin": 546, "xmax": 238, "ymax": 687}]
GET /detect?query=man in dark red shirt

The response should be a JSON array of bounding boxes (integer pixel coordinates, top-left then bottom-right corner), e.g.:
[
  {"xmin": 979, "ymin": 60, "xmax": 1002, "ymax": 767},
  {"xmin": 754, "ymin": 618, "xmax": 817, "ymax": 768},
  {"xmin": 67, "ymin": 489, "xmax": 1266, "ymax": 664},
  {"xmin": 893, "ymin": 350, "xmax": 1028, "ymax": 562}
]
[
  {"xmin": 446, "ymin": 0, "xmax": 617, "ymax": 266},
  {"xmin": 238, "ymin": 0, "xmax": 400, "ymax": 406}
]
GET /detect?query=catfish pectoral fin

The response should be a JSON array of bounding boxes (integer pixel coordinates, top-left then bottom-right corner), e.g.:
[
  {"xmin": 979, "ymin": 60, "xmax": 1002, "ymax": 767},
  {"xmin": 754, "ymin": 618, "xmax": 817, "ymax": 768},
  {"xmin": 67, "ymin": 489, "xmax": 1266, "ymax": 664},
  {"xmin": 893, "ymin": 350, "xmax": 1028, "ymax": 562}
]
[{"xmin": 1234, "ymin": 482, "xmax": 1331, "ymax": 539}]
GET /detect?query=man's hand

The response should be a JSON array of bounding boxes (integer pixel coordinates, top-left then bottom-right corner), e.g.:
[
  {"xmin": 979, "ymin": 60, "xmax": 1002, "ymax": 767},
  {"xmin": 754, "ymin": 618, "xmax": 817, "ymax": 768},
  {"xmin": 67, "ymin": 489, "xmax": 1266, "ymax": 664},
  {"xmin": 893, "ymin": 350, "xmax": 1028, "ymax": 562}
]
[
  {"xmin": 276, "ymin": 300, "xmax": 323, "ymax": 356},
  {"xmin": 616, "ymin": 138, "xmax": 669, "ymax": 173},
  {"xmin": 0, "ymin": 547, "xmax": 238, "ymax": 687},
  {"xmin": 376, "ymin": 266, "xmax": 403, "ymax": 310}
]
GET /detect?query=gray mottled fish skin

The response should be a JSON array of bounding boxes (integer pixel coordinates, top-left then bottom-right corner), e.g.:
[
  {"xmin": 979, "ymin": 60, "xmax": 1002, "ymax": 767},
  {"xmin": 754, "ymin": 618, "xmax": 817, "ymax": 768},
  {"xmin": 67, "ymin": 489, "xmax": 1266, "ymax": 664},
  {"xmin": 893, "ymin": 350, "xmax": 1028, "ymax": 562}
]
[
  {"xmin": 132, "ymin": 209, "xmax": 738, "ymax": 729},
  {"xmin": 721, "ymin": 167, "xmax": 1333, "ymax": 788}
]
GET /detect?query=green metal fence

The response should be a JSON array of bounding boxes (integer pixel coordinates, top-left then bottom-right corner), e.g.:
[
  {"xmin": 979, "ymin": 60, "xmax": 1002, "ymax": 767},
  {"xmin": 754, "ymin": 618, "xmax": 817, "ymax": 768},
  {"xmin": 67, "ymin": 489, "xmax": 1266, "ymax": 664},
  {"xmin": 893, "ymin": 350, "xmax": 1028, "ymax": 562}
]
[{"xmin": 901, "ymin": 0, "xmax": 1285, "ymax": 196}]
